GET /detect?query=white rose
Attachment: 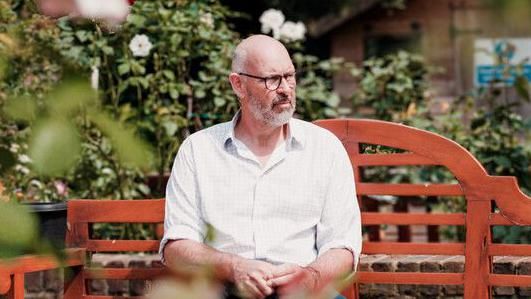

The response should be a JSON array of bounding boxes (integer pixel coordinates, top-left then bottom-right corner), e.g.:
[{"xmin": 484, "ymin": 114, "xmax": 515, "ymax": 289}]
[
  {"xmin": 15, "ymin": 165, "xmax": 30, "ymax": 175},
  {"xmin": 9, "ymin": 143, "xmax": 20, "ymax": 153},
  {"xmin": 91, "ymin": 66, "xmax": 99, "ymax": 90},
  {"xmin": 279, "ymin": 21, "xmax": 306, "ymax": 42},
  {"xmin": 75, "ymin": 0, "xmax": 130, "ymax": 23},
  {"xmin": 259, "ymin": 9, "xmax": 285, "ymax": 39},
  {"xmin": 29, "ymin": 179, "xmax": 43, "ymax": 189},
  {"xmin": 19, "ymin": 154, "xmax": 32, "ymax": 164},
  {"xmin": 129, "ymin": 34, "xmax": 153, "ymax": 57}
]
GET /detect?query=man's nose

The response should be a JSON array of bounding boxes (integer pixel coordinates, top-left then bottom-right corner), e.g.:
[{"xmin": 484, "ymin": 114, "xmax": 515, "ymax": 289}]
[{"xmin": 276, "ymin": 77, "xmax": 292, "ymax": 93}]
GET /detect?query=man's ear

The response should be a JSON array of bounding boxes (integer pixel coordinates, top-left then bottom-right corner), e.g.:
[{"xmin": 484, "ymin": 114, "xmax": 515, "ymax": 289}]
[{"xmin": 228, "ymin": 73, "xmax": 244, "ymax": 99}]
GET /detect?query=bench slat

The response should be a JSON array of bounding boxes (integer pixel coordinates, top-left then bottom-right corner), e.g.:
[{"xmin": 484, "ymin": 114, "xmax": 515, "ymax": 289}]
[
  {"xmin": 358, "ymin": 272, "xmax": 463, "ymax": 285},
  {"xmin": 357, "ymin": 183, "xmax": 463, "ymax": 196},
  {"xmin": 86, "ymin": 240, "xmax": 160, "ymax": 252},
  {"xmin": 68, "ymin": 200, "xmax": 165, "ymax": 223},
  {"xmin": 84, "ymin": 267, "xmax": 165, "ymax": 280},
  {"xmin": 488, "ymin": 274, "xmax": 531, "ymax": 287},
  {"xmin": 363, "ymin": 242, "xmax": 465, "ymax": 255},
  {"xmin": 362, "ymin": 212, "xmax": 465, "ymax": 225},
  {"xmin": 488, "ymin": 244, "xmax": 531, "ymax": 256},
  {"xmin": 352, "ymin": 153, "xmax": 438, "ymax": 166}
]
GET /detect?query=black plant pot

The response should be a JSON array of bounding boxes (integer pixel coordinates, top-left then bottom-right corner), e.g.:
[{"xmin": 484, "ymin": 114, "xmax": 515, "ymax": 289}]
[{"xmin": 25, "ymin": 202, "xmax": 67, "ymax": 249}]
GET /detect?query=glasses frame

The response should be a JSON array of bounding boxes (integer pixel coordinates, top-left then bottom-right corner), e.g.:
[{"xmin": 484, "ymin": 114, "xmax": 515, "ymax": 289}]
[{"xmin": 238, "ymin": 71, "xmax": 296, "ymax": 91}]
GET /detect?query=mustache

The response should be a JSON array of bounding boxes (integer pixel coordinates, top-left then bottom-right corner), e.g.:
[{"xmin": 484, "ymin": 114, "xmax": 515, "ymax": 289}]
[{"xmin": 273, "ymin": 95, "xmax": 291, "ymax": 104}]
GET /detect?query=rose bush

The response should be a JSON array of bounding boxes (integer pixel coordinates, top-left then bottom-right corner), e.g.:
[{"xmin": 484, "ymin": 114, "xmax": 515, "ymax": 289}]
[{"xmin": 1, "ymin": 1, "xmax": 353, "ymax": 204}]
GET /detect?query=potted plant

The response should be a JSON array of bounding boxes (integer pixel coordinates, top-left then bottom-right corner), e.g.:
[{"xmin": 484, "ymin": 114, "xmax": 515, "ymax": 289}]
[{"xmin": 0, "ymin": 124, "xmax": 68, "ymax": 248}]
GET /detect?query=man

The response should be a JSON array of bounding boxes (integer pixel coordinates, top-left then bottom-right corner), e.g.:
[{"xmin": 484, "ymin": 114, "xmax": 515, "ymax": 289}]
[{"xmin": 160, "ymin": 34, "xmax": 362, "ymax": 299}]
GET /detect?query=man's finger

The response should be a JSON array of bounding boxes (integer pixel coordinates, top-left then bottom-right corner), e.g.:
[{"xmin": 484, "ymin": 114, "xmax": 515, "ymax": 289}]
[
  {"xmin": 270, "ymin": 264, "xmax": 299, "ymax": 278},
  {"xmin": 275, "ymin": 273, "xmax": 306, "ymax": 297},
  {"xmin": 238, "ymin": 279, "xmax": 263, "ymax": 299},
  {"xmin": 267, "ymin": 272, "xmax": 298, "ymax": 287},
  {"xmin": 249, "ymin": 272, "xmax": 274, "ymax": 296}
]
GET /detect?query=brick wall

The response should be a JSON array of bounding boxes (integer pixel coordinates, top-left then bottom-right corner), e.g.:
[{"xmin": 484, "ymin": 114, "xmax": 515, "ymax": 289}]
[
  {"xmin": 359, "ymin": 254, "xmax": 531, "ymax": 298},
  {"xmin": 8, "ymin": 254, "xmax": 531, "ymax": 298}
]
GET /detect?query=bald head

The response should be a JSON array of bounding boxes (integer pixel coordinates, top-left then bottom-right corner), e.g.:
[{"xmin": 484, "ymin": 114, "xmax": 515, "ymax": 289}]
[{"xmin": 232, "ymin": 35, "xmax": 291, "ymax": 73}]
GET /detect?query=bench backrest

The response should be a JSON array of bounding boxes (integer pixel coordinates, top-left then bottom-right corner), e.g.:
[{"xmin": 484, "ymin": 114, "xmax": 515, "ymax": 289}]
[
  {"xmin": 65, "ymin": 118, "xmax": 531, "ymax": 299},
  {"xmin": 314, "ymin": 118, "xmax": 531, "ymax": 299},
  {"xmin": 66, "ymin": 199, "xmax": 166, "ymax": 299}
]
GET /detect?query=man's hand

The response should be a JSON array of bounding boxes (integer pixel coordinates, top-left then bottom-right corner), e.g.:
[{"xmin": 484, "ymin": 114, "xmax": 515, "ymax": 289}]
[
  {"xmin": 231, "ymin": 258, "xmax": 276, "ymax": 298},
  {"xmin": 267, "ymin": 264, "xmax": 320, "ymax": 296}
]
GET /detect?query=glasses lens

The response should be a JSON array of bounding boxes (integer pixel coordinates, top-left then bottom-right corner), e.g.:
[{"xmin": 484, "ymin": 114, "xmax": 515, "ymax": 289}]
[{"xmin": 265, "ymin": 76, "xmax": 282, "ymax": 90}]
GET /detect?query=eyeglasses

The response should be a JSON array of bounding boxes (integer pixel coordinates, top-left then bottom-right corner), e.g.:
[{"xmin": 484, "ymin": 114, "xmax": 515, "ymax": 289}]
[{"xmin": 238, "ymin": 71, "xmax": 296, "ymax": 91}]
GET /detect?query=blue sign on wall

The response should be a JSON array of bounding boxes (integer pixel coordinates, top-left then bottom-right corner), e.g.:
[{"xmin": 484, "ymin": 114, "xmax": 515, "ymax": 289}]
[
  {"xmin": 476, "ymin": 65, "xmax": 531, "ymax": 85},
  {"xmin": 474, "ymin": 39, "xmax": 531, "ymax": 86}
]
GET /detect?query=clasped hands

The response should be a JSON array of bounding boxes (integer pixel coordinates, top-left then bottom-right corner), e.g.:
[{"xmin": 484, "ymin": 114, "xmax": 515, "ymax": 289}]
[{"xmin": 232, "ymin": 259, "xmax": 320, "ymax": 299}]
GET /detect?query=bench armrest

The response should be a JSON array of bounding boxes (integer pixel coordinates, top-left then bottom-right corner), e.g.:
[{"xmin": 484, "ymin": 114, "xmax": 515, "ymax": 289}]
[{"xmin": 0, "ymin": 248, "xmax": 86, "ymax": 294}]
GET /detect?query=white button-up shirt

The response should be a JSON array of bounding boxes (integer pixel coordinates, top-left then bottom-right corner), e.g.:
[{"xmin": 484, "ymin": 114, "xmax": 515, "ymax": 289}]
[{"xmin": 160, "ymin": 114, "xmax": 362, "ymax": 268}]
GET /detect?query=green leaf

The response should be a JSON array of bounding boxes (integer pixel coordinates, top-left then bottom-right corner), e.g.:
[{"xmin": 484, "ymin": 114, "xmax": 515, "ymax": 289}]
[
  {"xmin": 163, "ymin": 70, "xmax": 175, "ymax": 80},
  {"xmin": 64, "ymin": 46, "xmax": 83, "ymax": 58},
  {"xmin": 131, "ymin": 61, "xmax": 145, "ymax": 75},
  {"xmin": 327, "ymin": 94, "xmax": 340, "ymax": 107},
  {"xmin": 118, "ymin": 63, "xmax": 130, "ymax": 75},
  {"xmin": 214, "ymin": 97, "xmax": 226, "ymax": 107},
  {"xmin": 318, "ymin": 61, "xmax": 331, "ymax": 71},
  {"xmin": 102, "ymin": 46, "xmax": 114, "ymax": 56},
  {"xmin": 136, "ymin": 183, "xmax": 151, "ymax": 196},
  {"xmin": 324, "ymin": 107, "xmax": 338, "ymax": 117},
  {"xmin": 169, "ymin": 88, "xmax": 179, "ymax": 99},
  {"xmin": 177, "ymin": 50, "xmax": 189, "ymax": 57},
  {"xmin": 162, "ymin": 121, "xmax": 178, "ymax": 137},
  {"xmin": 75, "ymin": 30, "xmax": 89, "ymax": 42},
  {"xmin": 194, "ymin": 89, "xmax": 206, "ymax": 99},
  {"xmin": 28, "ymin": 119, "xmax": 81, "ymax": 176},
  {"xmin": 138, "ymin": 77, "xmax": 149, "ymax": 89},
  {"xmin": 127, "ymin": 14, "xmax": 146, "ymax": 27}
]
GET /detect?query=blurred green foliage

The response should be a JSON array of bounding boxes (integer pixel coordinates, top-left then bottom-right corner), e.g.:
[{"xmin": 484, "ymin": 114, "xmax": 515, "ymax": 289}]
[
  {"xmin": 352, "ymin": 50, "xmax": 530, "ymax": 244},
  {"xmin": 352, "ymin": 51, "xmax": 433, "ymax": 123},
  {"xmin": 0, "ymin": 202, "xmax": 37, "ymax": 257}
]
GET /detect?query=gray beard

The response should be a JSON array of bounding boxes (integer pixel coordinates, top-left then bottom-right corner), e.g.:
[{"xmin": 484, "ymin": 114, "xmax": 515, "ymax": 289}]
[{"xmin": 247, "ymin": 95, "xmax": 296, "ymax": 127}]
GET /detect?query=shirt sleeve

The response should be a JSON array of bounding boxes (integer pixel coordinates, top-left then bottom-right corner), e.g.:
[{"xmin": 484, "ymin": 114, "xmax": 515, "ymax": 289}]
[
  {"xmin": 315, "ymin": 137, "xmax": 362, "ymax": 270},
  {"xmin": 159, "ymin": 138, "xmax": 206, "ymax": 263}
]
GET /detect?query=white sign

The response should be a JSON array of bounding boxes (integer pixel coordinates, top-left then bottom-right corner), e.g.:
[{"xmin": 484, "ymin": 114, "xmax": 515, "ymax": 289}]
[{"xmin": 474, "ymin": 38, "xmax": 531, "ymax": 86}]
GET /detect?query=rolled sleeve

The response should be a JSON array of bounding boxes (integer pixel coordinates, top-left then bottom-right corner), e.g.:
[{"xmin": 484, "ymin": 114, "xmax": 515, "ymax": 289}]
[
  {"xmin": 159, "ymin": 138, "xmax": 206, "ymax": 263},
  {"xmin": 316, "ymin": 138, "xmax": 362, "ymax": 270}
]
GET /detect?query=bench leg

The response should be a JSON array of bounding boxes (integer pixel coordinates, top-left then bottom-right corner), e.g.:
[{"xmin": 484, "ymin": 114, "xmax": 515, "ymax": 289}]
[
  {"xmin": 341, "ymin": 283, "xmax": 359, "ymax": 299},
  {"xmin": 7, "ymin": 274, "xmax": 24, "ymax": 299},
  {"xmin": 64, "ymin": 265, "xmax": 84, "ymax": 299}
]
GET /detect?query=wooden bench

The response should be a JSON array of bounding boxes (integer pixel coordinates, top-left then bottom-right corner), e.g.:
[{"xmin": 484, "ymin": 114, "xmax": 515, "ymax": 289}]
[
  {"xmin": 315, "ymin": 119, "xmax": 531, "ymax": 298},
  {"xmin": 1, "ymin": 118, "xmax": 530, "ymax": 299}
]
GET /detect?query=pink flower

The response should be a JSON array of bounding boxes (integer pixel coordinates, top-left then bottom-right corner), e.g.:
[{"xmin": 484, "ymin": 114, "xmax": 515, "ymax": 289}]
[{"xmin": 54, "ymin": 181, "xmax": 68, "ymax": 197}]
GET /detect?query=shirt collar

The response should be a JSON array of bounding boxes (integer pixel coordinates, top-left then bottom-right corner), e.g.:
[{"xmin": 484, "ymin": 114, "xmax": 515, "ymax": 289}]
[{"xmin": 223, "ymin": 111, "xmax": 305, "ymax": 150}]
